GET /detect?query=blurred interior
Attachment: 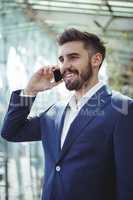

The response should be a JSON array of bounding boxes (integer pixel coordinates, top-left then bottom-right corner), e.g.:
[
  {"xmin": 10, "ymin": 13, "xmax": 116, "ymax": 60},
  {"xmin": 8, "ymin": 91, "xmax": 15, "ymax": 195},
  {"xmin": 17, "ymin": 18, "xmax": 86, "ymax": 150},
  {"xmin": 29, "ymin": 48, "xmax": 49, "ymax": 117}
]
[{"xmin": 0, "ymin": 0, "xmax": 133, "ymax": 199}]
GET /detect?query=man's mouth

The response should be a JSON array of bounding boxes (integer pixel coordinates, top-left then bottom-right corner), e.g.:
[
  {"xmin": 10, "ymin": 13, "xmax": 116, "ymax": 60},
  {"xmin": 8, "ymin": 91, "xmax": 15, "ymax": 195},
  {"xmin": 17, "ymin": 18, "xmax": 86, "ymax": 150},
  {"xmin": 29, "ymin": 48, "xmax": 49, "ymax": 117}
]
[
  {"xmin": 63, "ymin": 70, "xmax": 78, "ymax": 80},
  {"xmin": 63, "ymin": 73, "xmax": 75, "ymax": 80}
]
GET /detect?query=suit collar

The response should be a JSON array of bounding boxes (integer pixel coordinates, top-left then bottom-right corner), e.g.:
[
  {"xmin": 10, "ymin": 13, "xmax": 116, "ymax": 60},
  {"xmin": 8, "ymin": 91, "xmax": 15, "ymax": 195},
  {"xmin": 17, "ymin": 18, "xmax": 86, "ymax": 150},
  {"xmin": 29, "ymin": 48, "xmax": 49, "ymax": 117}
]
[
  {"xmin": 68, "ymin": 81, "xmax": 105, "ymax": 111},
  {"xmin": 56, "ymin": 85, "xmax": 112, "ymax": 163},
  {"xmin": 54, "ymin": 102, "xmax": 68, "ymax": 157}
]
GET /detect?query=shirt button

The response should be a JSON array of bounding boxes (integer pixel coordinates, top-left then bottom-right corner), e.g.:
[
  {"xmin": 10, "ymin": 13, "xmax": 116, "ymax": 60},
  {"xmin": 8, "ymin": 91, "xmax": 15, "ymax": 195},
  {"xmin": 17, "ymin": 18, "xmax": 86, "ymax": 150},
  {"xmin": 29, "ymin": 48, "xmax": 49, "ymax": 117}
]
[{"xmin": 56, "ymin": 166, "xmax": 61, "ymax": 172}]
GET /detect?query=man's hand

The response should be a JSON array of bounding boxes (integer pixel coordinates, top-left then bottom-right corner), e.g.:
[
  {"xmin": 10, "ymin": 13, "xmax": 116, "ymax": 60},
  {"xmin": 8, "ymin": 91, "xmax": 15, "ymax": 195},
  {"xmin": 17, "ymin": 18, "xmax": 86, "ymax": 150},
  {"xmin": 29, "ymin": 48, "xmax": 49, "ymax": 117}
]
[{"xmin": 24, "ymin": 66, "xmax": 62, "ymax": 96}]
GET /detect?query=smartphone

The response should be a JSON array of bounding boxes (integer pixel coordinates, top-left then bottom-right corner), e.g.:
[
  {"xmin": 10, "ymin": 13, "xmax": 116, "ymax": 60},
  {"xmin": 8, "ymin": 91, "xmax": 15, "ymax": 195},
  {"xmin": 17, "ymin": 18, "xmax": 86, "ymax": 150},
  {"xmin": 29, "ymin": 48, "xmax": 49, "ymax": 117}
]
[{"xmin": 53, "ymin": 69, "xmax": 62, "ymax": 82}]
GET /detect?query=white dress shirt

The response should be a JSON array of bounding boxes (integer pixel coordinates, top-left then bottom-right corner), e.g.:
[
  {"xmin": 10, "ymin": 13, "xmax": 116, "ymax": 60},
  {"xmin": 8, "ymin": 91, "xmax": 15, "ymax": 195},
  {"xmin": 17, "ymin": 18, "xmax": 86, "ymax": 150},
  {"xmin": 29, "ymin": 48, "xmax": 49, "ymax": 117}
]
[{"xmin": 60, "ymin": 81, "xmax": 105, "ymax": 148}]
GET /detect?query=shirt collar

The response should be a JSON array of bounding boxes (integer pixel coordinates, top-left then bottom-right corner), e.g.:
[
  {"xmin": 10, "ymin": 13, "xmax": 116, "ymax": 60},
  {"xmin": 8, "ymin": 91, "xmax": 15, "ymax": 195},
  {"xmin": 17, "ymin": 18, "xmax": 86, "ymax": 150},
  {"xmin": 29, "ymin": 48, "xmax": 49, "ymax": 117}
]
[{"xmin": 68, "ymin": 81, "xmax": 105, "ymax": 111}]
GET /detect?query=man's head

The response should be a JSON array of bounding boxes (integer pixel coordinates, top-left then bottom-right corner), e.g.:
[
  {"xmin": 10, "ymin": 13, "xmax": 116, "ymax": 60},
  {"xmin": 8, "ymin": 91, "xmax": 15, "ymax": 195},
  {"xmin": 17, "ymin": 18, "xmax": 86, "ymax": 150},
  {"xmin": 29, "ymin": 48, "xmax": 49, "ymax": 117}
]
[{"xmin": 57, "ymin": 28, "xmax": 106, "ymax": 91}]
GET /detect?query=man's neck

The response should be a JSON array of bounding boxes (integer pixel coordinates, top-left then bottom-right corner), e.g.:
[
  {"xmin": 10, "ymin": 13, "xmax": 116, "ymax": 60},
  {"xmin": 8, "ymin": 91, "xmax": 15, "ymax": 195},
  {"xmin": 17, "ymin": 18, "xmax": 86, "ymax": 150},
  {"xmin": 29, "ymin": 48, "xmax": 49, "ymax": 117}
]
[{"xmin": 75, "ymin": 77, "xmax": 99, "ymax": 102}]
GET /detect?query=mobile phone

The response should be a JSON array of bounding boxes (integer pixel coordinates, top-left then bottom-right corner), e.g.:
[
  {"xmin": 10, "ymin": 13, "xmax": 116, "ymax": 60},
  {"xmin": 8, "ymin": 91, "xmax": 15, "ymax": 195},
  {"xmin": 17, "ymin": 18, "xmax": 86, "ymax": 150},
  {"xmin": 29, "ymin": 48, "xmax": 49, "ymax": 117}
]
[{"xmin": 53, "ymin": 69, "xmax": 62, "ymax": 82}]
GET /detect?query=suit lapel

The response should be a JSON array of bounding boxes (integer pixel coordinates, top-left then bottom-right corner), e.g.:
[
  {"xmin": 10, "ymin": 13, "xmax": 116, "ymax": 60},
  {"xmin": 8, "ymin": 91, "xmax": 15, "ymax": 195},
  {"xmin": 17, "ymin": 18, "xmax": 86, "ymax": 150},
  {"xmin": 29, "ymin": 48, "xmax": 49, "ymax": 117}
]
[
  {"xmin": 54, "ymin": 102, "xmax": 68, "ymax": 158},
  {"xmin": 57, "ymin": 85, "xmax": 112, "ymax": 162}
]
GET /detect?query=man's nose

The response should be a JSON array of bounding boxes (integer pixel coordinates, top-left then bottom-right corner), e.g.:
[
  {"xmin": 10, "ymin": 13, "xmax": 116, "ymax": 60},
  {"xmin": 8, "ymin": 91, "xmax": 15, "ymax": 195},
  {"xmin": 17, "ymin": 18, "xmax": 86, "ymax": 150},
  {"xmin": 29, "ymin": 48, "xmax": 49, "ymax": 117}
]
[{"xmin": 61, "ymin": 60, "xmax": 70, "ymax": 73}]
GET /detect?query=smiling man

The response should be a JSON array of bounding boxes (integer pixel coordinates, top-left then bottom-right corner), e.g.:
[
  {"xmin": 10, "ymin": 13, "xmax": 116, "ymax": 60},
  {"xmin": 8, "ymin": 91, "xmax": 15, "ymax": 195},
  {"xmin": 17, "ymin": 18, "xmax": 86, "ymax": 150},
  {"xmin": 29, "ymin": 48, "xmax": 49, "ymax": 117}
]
[
  {"xmin": 1, "ymin": 28, "xmax": 133, "ymax": 200},
  {"xmin": 59, "ymin": 43, "xmax": 93, "ymax": 92},
  {"xmin": 58, "ymin": 31, "xmax": 103, "ymax": 95}
]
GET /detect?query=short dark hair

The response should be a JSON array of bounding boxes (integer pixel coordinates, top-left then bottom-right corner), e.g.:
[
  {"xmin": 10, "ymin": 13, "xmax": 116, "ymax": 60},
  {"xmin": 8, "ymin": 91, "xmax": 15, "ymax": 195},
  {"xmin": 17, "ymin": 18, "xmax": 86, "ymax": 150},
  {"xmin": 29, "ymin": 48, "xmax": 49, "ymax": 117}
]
[{"xmin": 57, "ymin": 28, "xmax": 106, "ymax": 66}]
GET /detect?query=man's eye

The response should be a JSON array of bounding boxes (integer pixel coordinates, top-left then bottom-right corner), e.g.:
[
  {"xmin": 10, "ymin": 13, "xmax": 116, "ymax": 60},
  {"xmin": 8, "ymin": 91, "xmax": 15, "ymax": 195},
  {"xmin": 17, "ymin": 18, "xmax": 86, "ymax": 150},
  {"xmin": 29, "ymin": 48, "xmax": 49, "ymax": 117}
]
[{"xmin": 71, "ymin": 56, "xmax": 78, "ymax": 59}]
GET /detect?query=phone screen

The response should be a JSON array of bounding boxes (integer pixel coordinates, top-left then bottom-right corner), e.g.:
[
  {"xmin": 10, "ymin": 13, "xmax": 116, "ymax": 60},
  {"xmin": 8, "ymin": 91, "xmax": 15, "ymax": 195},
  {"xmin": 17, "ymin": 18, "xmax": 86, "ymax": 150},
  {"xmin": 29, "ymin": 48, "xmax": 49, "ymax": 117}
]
[{"xmin": 53, "ymin": 69, "xmax": 62, "ymax": 82}]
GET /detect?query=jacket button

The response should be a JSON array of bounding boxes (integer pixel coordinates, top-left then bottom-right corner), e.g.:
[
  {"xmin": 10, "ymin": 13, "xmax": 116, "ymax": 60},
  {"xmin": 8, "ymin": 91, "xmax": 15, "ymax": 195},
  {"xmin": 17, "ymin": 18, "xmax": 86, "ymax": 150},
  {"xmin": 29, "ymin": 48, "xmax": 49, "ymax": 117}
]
[{"xmin": 56, "ymin": 166, "xmax": 61, "ymax": 172}]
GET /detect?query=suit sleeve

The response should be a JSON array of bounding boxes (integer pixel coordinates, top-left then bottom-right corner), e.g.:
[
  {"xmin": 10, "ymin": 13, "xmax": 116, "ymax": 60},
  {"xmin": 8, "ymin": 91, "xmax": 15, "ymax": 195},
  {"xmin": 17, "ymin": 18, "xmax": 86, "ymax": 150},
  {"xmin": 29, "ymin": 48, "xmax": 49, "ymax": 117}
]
[
  {"xmin": 114, "ymin": 101, "xmax": 133, "ymax": 200},
  {"xmin": 1, "ymin": 90, "xmax": 41, "ymax": 142}
]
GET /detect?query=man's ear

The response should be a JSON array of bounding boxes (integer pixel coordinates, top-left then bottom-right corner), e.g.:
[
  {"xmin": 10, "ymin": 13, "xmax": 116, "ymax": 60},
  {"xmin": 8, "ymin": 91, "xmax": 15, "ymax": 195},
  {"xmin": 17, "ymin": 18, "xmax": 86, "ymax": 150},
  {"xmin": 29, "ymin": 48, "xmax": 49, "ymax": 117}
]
[{"xmin": 91, "ymin": 53, "xmax": 103, "ymax": 68}]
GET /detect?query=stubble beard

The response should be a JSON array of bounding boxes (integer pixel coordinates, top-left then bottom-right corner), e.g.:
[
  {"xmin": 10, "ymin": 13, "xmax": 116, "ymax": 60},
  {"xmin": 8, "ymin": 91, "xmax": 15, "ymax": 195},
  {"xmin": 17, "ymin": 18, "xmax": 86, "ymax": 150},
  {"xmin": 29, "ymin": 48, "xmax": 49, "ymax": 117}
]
[{"xmin": 64, "ymin": 62, "xmax": 93, "ymax": 91}]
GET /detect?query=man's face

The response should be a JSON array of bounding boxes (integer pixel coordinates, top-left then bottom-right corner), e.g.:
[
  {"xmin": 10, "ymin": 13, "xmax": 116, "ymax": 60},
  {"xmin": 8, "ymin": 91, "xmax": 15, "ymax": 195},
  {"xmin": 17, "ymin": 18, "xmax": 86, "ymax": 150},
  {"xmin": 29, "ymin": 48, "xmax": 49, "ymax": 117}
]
[{"xmin": 58, "ymin": 41, "xmax": 93, "ymax": 91}]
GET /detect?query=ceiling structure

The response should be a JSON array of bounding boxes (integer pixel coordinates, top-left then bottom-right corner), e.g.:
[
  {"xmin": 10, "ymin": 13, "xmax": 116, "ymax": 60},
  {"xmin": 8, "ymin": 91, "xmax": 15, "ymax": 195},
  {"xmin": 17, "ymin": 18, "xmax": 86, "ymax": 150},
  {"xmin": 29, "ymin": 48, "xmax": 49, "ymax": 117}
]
[{"xmin": 3, "ymin": 0, "xmax": 133, "ymax": 33}]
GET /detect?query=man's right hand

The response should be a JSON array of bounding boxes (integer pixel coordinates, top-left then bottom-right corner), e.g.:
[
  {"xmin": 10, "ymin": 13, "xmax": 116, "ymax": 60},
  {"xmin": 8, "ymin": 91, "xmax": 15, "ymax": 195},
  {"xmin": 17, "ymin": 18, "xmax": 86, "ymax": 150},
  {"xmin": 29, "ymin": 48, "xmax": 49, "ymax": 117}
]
[{"xmin": 24, "ymin": 66, "xmax": 62, "ymax": 96}]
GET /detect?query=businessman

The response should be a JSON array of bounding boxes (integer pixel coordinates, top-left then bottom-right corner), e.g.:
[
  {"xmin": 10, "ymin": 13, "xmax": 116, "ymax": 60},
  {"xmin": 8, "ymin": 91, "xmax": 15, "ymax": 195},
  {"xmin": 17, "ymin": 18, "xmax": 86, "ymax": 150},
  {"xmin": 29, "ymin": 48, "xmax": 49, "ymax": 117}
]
[{"xmin": 1, "ymin": 28, "xmax": 133, "ymax": 200}]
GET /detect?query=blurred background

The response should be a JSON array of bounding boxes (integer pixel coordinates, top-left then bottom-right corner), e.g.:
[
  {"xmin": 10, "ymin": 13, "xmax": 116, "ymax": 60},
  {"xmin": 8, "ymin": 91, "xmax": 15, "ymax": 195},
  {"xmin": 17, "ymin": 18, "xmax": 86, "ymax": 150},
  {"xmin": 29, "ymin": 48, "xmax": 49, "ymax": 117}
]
[{"xmin": 0, "ymin": 0, "xmax": 133, "ymax": 199}]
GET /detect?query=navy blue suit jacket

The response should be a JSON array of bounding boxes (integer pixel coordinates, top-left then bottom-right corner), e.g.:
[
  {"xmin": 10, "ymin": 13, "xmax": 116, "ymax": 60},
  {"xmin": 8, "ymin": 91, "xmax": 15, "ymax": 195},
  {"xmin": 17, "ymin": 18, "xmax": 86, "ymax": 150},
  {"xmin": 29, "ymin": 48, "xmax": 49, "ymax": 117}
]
[{"xmin": 1, "ymin": 85, "xmax": 133, "ymax": 200}]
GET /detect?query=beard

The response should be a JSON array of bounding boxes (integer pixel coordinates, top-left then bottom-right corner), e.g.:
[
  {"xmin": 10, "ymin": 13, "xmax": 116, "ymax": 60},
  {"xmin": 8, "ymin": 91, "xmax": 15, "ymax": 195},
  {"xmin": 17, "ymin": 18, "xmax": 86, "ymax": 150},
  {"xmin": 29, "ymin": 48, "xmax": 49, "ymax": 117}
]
[{"xmin": 62, "ymin": 62, "xmax": 93, "ymax": 91}]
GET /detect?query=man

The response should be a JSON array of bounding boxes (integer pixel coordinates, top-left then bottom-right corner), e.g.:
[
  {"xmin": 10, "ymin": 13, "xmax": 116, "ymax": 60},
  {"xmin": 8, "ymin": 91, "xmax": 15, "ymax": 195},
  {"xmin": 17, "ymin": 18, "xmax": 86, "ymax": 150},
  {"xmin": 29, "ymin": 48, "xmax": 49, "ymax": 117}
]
[{"xmin": 1, "ymin": 28, "xmax": 133, "ymax": 200}]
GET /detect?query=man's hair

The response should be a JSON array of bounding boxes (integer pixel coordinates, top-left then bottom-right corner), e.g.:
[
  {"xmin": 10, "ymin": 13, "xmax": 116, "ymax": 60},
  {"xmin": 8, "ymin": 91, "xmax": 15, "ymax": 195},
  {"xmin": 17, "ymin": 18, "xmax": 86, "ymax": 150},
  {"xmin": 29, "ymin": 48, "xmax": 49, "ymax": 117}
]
[{"xmin": 57, "ymin": 28, "xmax": 106, "ymax": 66}]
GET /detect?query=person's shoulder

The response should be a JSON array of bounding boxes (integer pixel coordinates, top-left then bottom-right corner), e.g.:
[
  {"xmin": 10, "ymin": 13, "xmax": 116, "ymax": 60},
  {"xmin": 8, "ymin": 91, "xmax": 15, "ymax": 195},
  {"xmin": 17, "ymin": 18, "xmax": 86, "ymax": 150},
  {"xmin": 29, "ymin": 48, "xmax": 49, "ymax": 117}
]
[
  {"xmin": 111, "ymin": 90, "xmax": 133, "ymax": 102},
  {"xmin": 110, "ymin": 89, "xmax": 133, "ymax": 115}
]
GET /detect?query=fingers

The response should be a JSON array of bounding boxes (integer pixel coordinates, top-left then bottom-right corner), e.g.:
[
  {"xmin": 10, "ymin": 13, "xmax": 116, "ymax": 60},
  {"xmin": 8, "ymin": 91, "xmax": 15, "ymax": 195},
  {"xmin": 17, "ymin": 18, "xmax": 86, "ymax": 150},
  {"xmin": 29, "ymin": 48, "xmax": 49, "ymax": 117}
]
[
  {"xmin": 37, "ymin": 65, "xmax": 59, "ymax": 73},
  {"xmin": 43, "ymin": 67, "xmax": 52, "ymax": 76},
  {"xmin": 44, "ymin": 65, "xmax": 61, "ymax": 81},
  {"xmin": 37, "ymin": 67, "xmax": 45, "ymax": 75},
  {"xmin": 36, "ymin": 65, "xmax": 62, "ymax": 84},
  {"xmin": 51, "ymin": 64, "xmax": 59, "ymax": 71}
]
